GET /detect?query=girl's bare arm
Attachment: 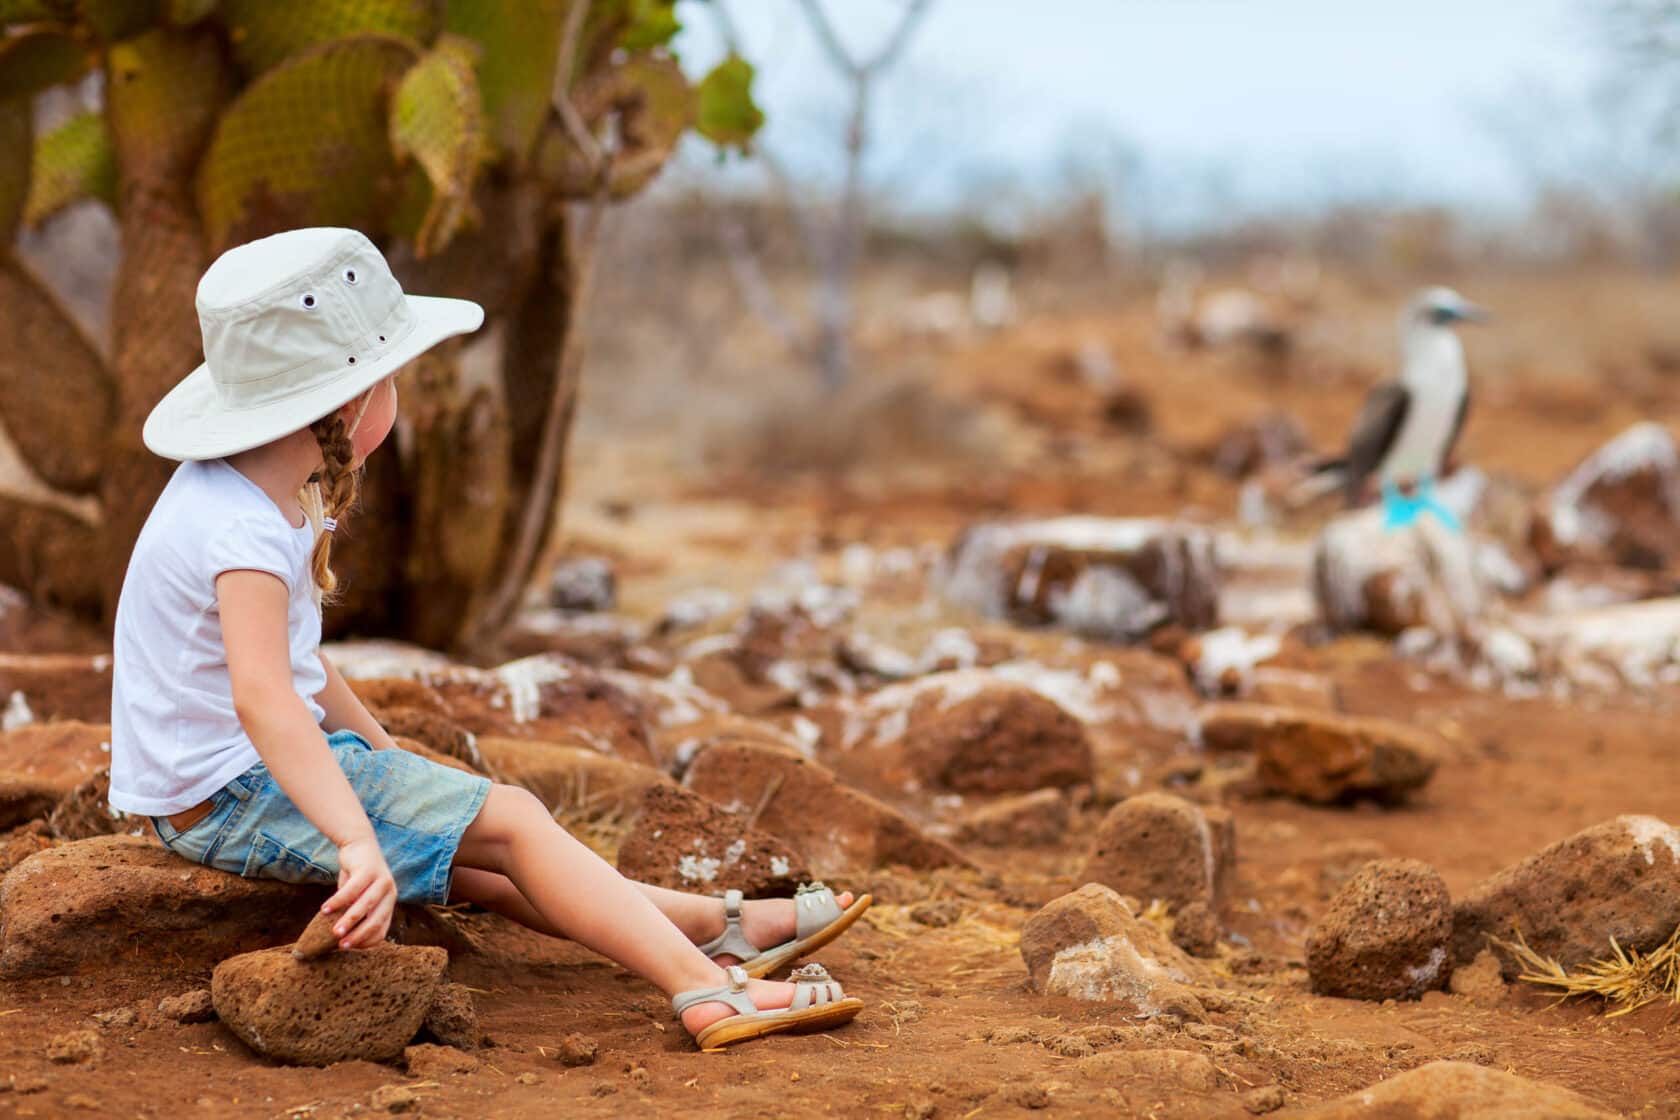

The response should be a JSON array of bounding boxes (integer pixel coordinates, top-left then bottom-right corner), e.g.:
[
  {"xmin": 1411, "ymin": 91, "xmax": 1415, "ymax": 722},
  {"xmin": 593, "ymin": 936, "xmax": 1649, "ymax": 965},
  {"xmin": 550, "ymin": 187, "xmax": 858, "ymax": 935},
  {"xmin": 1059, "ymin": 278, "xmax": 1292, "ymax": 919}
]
[
  {"xmin": 315, "ymin": 651, "xmax": 399, "ymax": 750},
  {"xmin": 218, "ymin": 569, "xmax": 395, "ymax": 947}
]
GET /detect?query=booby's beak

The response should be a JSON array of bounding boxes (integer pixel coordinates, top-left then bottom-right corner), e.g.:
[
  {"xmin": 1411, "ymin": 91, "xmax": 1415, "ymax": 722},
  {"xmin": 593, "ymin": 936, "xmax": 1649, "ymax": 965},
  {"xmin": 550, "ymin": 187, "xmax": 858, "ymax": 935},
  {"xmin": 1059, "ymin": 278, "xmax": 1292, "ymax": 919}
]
[{"xmin": 1452, "ymin": 302, "xmax": 1490, "ymax": 324}]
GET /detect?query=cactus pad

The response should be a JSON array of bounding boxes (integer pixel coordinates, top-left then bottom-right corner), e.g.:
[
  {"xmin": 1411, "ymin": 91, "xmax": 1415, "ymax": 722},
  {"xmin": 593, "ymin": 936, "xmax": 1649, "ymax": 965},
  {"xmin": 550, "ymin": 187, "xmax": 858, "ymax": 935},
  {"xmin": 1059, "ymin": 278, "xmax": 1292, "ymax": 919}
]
[
  {"xmin": 443, "ymin": 0, "xmax": 563, "ymax": 165},
  {"xmin": 695, "ymin": 54, "xmax": 763, "ymax": 151},
  {"xmin": 218, "ymin": 0, "xmax": 438, "ymax": 76},
  {"xmin": 0, "ymin": 28, "xmax": 90, "ymax": 101},
  {"xmin": 546, "ymin": 52, "xmax": 691, "ymax": 199},
  {"xmin": 198, "ymin": 35, "xmax": 419, "ymax": 252},
  {"xmin": 24, "ymin": 110, "xmax": 116, "ymax": 227},
  {"xmin": 389, "ymin": 33, "xmax": 484, "ymax": 256},
  {"xmin": 105, "ymin": 28, "xmax": 232, "ymax": 187}
]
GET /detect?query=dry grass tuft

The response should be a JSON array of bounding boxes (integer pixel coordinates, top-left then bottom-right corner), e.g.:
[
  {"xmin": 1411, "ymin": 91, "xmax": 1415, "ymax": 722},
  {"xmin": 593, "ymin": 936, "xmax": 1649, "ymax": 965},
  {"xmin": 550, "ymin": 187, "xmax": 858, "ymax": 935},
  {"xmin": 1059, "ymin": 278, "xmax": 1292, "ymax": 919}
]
[{"xmin": 1493, "ymin": 924, "xmax": 1680, "ymax": 1017}]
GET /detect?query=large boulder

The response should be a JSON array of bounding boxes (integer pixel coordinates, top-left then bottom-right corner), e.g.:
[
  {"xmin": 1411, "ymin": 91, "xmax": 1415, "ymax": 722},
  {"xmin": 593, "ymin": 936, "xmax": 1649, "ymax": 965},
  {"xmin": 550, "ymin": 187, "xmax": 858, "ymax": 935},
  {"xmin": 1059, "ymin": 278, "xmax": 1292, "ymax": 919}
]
[
  {"xmin": 0, "ymin": 653, "xmax": 113, "ymax": 725},
  {"xmin": 682, "ymin": 741, "xmax": 970, "ymax": 876},
  {"xmin": 1296, "ymin": 1061, "xmax": 1614, "ymax": 1119},
  {"xmin": 615, "ymin": 784, "xmax": 811, "ymax": 897},
  {"xmin": 1311, "ymin": 505, "xmax": 1488, "ymax": 636},
  {"xmin": 1018, "ymin": 883, "xmax": 1211, "ymax": 1018},
  {"xmin": 1306, "ymin": 858, "xmax": 1453, "ymax": 1000},
  {"xmin": 0, "ymin": 836, "xmax": 318, "ymax": 978},
  {"xmin": 1536, "ymin": 421, "xmax": 1680, "ymax": 572},
  {"xmin": 0, "ymin": 722, "xmax": 112, "ymax": 830},
  {"xmin": 1079, "ymin": 793, "xmax": 1235, "ymax": 955},
  {"xmin": 833, "ymin": 671, "xmax": 1095, "ymax": 798},
  {"xmin": 945, "ymin": 517, "xmax": 1220, "ymax": 642},
  {"xmin": 46, "ymin": 768, "xmax": 138, "ymax": 841},
  {"xmin": 476, "ymin": 737, "xmax": 671, "ymax": 820},
  {"xmin": 1453, "ymin": 815, "xmax": 1680, "ymax": 975},
  {"xmin": 212, "ymin": 943, "xmax": 447, "ymax": 1066},
  {"xmin": 1198, "ymin": 703, "xmax": 1440, "ymax": 804}
]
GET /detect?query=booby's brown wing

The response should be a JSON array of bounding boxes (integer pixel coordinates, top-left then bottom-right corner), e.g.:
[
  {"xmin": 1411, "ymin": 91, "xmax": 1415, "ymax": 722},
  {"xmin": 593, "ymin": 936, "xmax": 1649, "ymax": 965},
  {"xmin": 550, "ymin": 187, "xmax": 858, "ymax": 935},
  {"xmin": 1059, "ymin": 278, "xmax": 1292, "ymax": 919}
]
[
  {"xmin": 1341, "ymin": 381, "xmax": 1410, "ymax": 505},
  {"xmin": 1441, "ymin": 388, "xmax": 1470, "ymax": 473}
]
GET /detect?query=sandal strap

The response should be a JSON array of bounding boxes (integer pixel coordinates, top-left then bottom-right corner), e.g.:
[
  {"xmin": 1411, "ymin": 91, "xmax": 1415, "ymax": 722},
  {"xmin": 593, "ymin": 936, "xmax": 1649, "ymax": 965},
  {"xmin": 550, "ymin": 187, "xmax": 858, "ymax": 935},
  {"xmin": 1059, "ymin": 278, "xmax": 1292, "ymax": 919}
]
[
  {"xmin": 696, "ymin": 889, "xmax": 761, "ymax": 963},
  {"xmin": 788, "ymin": 962, "xmax": 846, "ymax": 1010},
  {"xmin": 794, "ymin": 882, "xmax": 844, "ymax": 940},
  {"xmin": 672, "ymin": 964, "xmax": 756, "ymax": 1017}
]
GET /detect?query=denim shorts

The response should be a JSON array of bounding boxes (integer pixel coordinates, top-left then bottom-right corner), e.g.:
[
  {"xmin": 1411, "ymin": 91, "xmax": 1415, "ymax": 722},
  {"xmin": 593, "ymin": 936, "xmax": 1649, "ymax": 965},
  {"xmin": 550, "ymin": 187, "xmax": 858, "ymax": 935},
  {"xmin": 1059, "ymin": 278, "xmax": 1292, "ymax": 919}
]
[{"xmin": 151, "ymin": 730, "xmax": 492, "ymax": 905}]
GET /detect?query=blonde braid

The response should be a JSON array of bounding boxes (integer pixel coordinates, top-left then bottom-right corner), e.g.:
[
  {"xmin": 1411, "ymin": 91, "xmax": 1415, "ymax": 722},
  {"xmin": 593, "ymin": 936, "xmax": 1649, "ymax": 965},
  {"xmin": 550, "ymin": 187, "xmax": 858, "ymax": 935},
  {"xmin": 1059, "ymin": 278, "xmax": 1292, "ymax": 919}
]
[{"xmin": 307, "ymin": 413, "xmax": 360, "ymax": 602}]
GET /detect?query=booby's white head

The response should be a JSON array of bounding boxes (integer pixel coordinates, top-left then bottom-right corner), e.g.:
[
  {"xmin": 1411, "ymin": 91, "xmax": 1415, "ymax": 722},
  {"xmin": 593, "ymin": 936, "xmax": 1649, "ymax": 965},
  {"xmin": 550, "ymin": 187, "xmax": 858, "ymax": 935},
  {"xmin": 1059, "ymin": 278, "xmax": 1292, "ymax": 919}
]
[{"xmin": 1399, "ymin": 287, "xmax": 1486, "ymax": 383}]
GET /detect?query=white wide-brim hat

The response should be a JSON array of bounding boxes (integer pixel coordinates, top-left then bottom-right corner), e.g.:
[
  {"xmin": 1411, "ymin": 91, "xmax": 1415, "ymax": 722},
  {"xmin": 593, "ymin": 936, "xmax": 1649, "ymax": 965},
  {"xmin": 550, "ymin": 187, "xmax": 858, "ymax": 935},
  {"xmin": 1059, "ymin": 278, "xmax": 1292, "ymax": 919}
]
[{"xmin": 144, "ymin": 226, "xmax": 484, "ymax": 461}]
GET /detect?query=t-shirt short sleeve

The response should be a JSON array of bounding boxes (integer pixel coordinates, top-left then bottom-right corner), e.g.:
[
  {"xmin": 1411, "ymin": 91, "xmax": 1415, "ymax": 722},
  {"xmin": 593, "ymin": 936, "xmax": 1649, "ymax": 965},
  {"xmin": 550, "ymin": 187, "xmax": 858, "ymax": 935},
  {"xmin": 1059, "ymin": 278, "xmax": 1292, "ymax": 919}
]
[{"xmin": 204, "ymin": 515, "xmax": 303, "ymax": 594}]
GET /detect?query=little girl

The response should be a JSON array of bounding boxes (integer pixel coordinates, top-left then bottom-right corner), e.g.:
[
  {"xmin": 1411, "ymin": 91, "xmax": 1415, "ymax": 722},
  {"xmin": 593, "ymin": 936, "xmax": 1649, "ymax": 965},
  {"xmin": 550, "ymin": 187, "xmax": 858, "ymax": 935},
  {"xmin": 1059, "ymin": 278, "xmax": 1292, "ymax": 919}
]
[{"xmin": 106, "ymin": 227, "xmax": 869, "ymax": 1051}]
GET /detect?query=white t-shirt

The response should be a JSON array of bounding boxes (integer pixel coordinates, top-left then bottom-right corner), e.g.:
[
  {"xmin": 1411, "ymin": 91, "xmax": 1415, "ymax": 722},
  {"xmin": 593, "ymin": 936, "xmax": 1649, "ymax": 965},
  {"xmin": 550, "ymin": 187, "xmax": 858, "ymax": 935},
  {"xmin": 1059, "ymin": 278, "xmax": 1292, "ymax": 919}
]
[{"xmin": 109, "ymin": 459, "xmax": 328, "ymax": 815}]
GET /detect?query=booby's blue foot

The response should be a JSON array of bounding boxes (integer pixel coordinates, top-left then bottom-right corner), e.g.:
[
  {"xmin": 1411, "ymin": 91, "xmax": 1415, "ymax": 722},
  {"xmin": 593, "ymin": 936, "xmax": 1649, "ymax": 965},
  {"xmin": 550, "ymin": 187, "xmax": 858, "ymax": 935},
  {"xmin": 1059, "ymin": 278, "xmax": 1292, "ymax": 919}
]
[{"xmin": 1380, "ymin": 478, "xmax": 1462, "ymax": 533}]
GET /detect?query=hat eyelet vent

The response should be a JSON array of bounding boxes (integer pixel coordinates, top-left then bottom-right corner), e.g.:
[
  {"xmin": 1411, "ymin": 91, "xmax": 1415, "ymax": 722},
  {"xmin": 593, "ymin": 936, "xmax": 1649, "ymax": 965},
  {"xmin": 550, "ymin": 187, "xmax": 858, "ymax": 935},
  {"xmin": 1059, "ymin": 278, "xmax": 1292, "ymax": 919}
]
[
  {"xmin": 300, "ymin": 293, "xmax": 316, "ymax": 309},
  {"xmin": 347, "ymin": 356, "xmax": 357, "ymax": 365},
  {"xmin": 344, "ymin": 268, "xmax": 357, "ymax": 284},
  {"xmin": 378, "ymin": 335, "xmax": 386, "ymax": 343}
]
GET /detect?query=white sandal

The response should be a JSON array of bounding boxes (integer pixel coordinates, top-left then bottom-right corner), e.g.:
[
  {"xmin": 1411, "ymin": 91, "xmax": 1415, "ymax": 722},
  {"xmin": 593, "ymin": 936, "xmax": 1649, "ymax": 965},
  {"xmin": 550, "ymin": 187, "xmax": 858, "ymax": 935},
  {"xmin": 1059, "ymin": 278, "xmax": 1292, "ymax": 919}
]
[
  {"xmin": 672, "ymin": 962, "xmax": 863, "ymax": 1051},
  {"xmin": 697, "ymin": 882, "xmax": 873, "ymax": 979}
]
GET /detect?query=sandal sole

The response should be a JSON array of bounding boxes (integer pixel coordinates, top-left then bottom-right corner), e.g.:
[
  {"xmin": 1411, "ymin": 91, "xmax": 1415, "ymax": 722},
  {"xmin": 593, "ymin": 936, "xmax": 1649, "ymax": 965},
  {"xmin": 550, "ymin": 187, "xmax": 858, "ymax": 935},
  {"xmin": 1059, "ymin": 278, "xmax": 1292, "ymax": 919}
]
[
  {"xmin": 740, "ymin": 893, "xmax": 874, "ymax": 979},
  {"xmin": 695, "ymin": 998, "xmax": 865, "ymax": 1051}
]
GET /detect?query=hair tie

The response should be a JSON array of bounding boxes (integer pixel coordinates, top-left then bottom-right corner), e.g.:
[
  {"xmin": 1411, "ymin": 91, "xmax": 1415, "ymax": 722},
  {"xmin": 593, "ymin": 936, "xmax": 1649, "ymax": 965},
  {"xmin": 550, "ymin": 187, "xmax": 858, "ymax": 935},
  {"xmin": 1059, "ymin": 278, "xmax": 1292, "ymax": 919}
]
[{"xmin": 322, "ymin": 517, "xmax": 338, "ymax": 533}]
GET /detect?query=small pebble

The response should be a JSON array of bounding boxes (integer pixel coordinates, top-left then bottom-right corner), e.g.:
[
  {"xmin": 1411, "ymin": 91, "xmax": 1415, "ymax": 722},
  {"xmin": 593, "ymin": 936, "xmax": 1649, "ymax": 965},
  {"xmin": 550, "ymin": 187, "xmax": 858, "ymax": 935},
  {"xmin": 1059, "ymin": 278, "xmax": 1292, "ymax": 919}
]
[
  {"xmin": 371, "ymin": 1084, "xmax": 418, "ymax": 1113},
  {"xmin": 46, "ymin": 1029, "xmax": 101, "ymax": 1065},
  {"xmin": 157, "ymin": 990, "xmax": 216, "ymax": 1024},
  {"xmin": 515, "ymin": 1073, "xmax": 541, "ymax": 1086},
  {"xmin": 1242, "ymin": 1085, "xmax": 1286, "ymax": 1114},
  {"xmin": 557, "ymin": 1032, "xmax": 599, "ymax": 1067}
]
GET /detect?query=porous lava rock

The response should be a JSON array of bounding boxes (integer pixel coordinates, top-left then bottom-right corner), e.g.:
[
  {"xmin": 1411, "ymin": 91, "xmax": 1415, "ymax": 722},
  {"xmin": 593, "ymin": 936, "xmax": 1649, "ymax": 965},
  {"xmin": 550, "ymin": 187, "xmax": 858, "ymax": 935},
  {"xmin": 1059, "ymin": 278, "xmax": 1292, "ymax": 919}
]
[
  {"xmin": 833, "ymin": 671, "xmax": 1094, "ymax": 797},
  {"xmin": 0, "ymin": 721, "xmax": 111, "ymax": 829},
  {"xmin": 0, "ymin": 836, "xmax": 461, "ymax": 978},
  {"xmin": 1305, "ymin": 858, "xmax": 1452, "ymax": 1000},
  {"xmin": 1296, "ymin": 1061, "xmax": 1614, "ymax": 1119},
  {"xmin": 0, "ymin": 653, "xmax": 113, "ymax": 724},
  {"xmin": 1079, "ymin": 793, "xmax": 1234, "ymax": 955},
  {"xmin": 615, "ymin": 784, "xmax": 810, "ymax": 897},
  {"xmin": 0, "ymin": 819, "xmax": 56, "ymax": 876},
  {"xmin": 1536, "ymin": 421, "xmax": 1680, "ymax": 573},
  {"xmin": 157, "ymin": 989, "xmax": 216, "ymax": 1024},
  {"xmin": 292, "ymin": 910, "xmax": 340, "ymax": 962},
  {"xmin": 1019, "ymin": 883, "xmax": 1210, "ymax": 1018},
  {"xmin": 375, "ymin": 707, "xmax": 485, "ymax": 773},
  {"xmin": 954, "ymin": 789, "xmax": 1071, "ymax": 848},
  {"xmin": 403, "ymin": 1042, "xmax": 479, "ymax": 1077},
  {"xmin": 46, "ymin": 768, "xmax": 135, "ymax": 841},
  {"xmin": 212, "ymin": 943, "xmax": 448, "ymax": 1066},
  {"xmin": 1452, "ymin": 815, "xmax": 1680, "ymax": 975},
  {"xmin": 682, "ymin": 741, "xmax": 970, "ymax": 876},
  {"xmin": 653, "ymin": 712, "xmax": 808, "ymax": 777},
  {"xmin": 476, "ymin": 737, "xmax": 672, "ymax": 819},
  {"xmin": 946, "ymin": 517, "xmax": 1221, "ymax": 642},
  {"xmin": 1198, "ymin": 703, "xmax": 1440, "ymax": 803},
  {"xmin": 422, "ymin": 983, "xmax": 480, "ymax": 1050}
]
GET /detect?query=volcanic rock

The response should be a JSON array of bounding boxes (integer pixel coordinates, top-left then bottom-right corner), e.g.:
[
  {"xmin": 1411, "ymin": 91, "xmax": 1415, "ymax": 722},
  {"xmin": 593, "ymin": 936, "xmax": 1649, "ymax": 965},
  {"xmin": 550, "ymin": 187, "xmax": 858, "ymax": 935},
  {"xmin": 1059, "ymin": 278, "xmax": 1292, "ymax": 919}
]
[
  {"xmin": 293, "ymin": 910, "xmax": 341, "ymax": 962},
  {"xmin": 833, "ymin": 671, "xmax": 1095, "ymax": 797},
  {"xmin": 0, "ymin": 722, "xmax": 111, "ymax": 829},
  {"xmin": 423, "ymin": 983, "xmax": 480, "ymax": 1050},
  {"xmin": 477, "ymin": 737, "xmax": 671, "ymax": 819},
  {"xmin": 954, "ymin": 789, "xmax": 1071, "ymax": 847},
  {"xmin": 375, "ymin": 707, "xmax": 485, "ymax": 773},
  {"xmin": 1538, "ymin": 421, "xmax": 1680, "ymax": 572},
  {"xmin": 556, "ymin": 1032, "xmax": 598, "ymax": 1066},
  {"xmin": 653, "ymin": 713, "xmax": 809, "ymax": 777},
  {"xmin": 1019, "ymin": 883, "xmax": 1210, "ymax": 1018},
  {"xmin": 45, "ymin": 1029, "xmax": 101, "ymax": 1064},
  {"xmin": 1306, "ymin": 858, "xmax": 1452, "ymax": 1000},
  {"xmin": 1452, "ymin": 814, "xmax": 1680, "ymax": 975},
  {"xmin": 682, "ymin": 741, "xmax": 970, "ymax": 876},
  {"xmin": 47, "ymin": 768, "xmax": 134, "ymax": 841},
  {"xmin": 615, "ymin": 783, "xmax": 810, "ymax": 896},
  {"xmin": 1074, "ymin": 1048, "xmax": 1219, "ymax": 1092},
  {"xmin": 1449, "ymin": 949, "xmax": 1508, "ymax": 1006},
  {"xmin": 1296, "ymin": 1061, "xmax": 1614, "ymax": 1119},
  {"xmin": 1079, "ymin": 793, "xmax": 1235, "ymax": 955},
  {"xmin": 404, "ymin": 1042, "xmax": 479, "ymax": 1077},
  {"xmin": 549, "ymin": 556, "xmax": 617, "ymax": 613},
  {"xmin": 0, "ymin": 819, "xmax": 56, "ymax": 876},
  {"xmin": 157, "ymin": 989, "xmax": 216, "ymax": 1024},
  {"xmin": 1198, "ymin": 703, "xmax": 1440, "ymax": 803},
  {"xmin": 1312, "ymin": 506, "xmax": 1487, "ymax": 635},
  {"xmin": 0, "ymin": 653, "xmax": 112, "ymax": 724},
  {"xmin": 1205, "ymin": 411, "xmax": 1310, "ymax": 480},
  {"xmin": 212, "ymin": 943, "xmax": 448, "ymax": 1066},
  {"xmin": 946, "ymin": 517, "xmax": 1220, "ymax": 641}
]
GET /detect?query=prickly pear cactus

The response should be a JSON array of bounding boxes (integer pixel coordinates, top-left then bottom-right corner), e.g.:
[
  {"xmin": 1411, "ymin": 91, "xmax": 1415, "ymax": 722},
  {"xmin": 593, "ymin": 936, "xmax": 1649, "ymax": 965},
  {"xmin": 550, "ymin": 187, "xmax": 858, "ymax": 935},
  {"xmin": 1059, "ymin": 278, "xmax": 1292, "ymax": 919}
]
[{"xmin": 0, "ymin": 1, "xmax": 764, "ymax": 649}]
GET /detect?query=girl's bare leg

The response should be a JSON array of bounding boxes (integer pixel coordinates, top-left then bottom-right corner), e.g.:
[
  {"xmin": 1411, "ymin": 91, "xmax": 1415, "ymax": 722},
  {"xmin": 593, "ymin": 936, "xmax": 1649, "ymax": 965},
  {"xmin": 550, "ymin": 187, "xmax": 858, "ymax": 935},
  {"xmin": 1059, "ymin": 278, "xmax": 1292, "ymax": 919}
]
[
  {"xmin": 451, "ymin": 784, "xmax": 796, "ymax": 1034},
  {"xmin": 451, "ymin": 864, "xmax": 854, "ymax": 958}
]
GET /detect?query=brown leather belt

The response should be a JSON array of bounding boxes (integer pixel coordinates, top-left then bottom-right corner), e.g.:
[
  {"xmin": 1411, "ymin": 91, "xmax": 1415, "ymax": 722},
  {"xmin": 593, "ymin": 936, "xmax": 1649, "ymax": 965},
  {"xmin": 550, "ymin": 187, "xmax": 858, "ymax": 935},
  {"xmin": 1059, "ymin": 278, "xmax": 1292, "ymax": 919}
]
[{"xmin": 166, "ymin": 798, "xmax": 216, "ymax": 833}]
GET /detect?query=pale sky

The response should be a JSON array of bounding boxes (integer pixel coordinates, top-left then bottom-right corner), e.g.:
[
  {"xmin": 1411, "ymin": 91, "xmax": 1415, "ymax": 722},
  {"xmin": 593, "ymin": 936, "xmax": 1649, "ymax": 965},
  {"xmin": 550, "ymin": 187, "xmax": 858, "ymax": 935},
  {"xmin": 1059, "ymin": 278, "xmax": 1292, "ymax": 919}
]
[{"xmin": 674, "ymin": 0, "xmax": 1610, "ymax": 230}]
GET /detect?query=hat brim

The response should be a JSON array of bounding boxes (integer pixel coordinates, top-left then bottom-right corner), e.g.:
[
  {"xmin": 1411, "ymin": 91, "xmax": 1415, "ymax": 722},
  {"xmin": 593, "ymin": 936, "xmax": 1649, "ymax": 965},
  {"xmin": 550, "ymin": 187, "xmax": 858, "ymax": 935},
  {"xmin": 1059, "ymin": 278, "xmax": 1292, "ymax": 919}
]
[{"xmin": 143, "ymin": 294, "xmax": 484, "ymax": 462}]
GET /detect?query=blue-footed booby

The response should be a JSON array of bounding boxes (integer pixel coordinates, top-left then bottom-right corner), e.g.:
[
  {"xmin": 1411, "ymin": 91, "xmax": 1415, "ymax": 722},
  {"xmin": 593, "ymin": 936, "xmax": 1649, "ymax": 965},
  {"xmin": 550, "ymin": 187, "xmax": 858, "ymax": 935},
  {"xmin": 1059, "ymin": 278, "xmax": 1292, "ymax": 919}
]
[{"xmin": 1305, "ymin": 287, "xmax": 1486, "ymax": 528}]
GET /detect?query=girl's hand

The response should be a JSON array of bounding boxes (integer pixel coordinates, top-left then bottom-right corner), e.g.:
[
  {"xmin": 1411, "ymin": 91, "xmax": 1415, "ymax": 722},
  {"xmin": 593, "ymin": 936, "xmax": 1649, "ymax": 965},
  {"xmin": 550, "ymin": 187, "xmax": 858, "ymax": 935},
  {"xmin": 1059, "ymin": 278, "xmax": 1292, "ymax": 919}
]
[{"xmin": 323, "ymin": 835, "xmax": 397, "ymax": 949}]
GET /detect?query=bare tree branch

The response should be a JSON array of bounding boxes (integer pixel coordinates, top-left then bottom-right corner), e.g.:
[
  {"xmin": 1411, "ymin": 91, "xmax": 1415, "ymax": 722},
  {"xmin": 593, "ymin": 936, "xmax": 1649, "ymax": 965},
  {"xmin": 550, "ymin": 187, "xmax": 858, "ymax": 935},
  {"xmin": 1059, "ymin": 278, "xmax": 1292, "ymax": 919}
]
[{"xmin": 798, "ymin": 0, "xmax": 932, "ymax": 78}]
